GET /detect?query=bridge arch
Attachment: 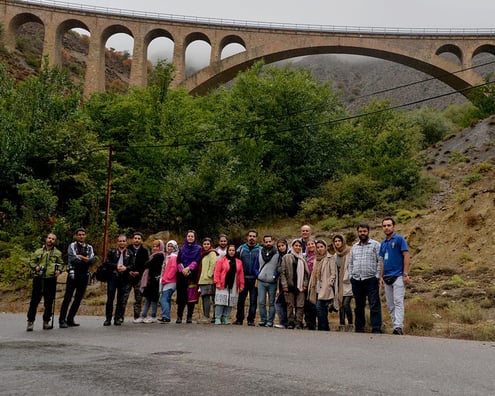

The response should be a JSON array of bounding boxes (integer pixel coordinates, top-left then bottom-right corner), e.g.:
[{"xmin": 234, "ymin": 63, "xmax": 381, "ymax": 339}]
[
  {"xmin": 473, "ymin": 44, "xmax": 495, "ymax": 57},
  {"xmin": 436, "ymin": 44, "xmax": 463, "ymax": 64}
]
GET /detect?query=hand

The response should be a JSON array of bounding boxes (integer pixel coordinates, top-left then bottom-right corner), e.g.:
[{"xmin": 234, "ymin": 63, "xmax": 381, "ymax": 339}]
[
  {"xmin": 403, "ymin": 275, "xmax": 411, "ymax": 285},
  {"xmin": 379, "ymin": 278, "xmax": 384, "ymax": 288}
]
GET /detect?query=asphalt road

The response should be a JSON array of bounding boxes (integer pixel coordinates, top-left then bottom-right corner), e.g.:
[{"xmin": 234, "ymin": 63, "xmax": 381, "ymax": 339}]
[{"xmin": 1, "ymin": 313, "xmax": 494, "ymax": 395}]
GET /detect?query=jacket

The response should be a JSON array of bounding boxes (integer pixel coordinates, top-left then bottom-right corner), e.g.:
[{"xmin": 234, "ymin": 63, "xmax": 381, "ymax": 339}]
[
  {"xmin": 280, "ymin": 253, "xmax": 309, "ymax": 292},
  {"xmin": 214, "ymin": 256, "xmax": 245, "ymax": 290},
  {"xmin": 308, "ymin": 253, "xmax": 337, "ymax": 304}
]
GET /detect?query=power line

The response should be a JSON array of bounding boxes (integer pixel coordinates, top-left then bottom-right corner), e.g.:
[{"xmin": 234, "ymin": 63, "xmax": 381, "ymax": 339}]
[{"xmin": 102, "ymin": 78, "xmax": 495, "ymax": 152}]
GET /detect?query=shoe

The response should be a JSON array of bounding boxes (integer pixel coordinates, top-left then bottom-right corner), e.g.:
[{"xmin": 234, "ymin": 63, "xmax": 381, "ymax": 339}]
[
  {"xmin": 103, "ymin": 320, "xmax": 112, "ymax": 326},
  {"xmin": 274, "ymin": 324, "xmax": 286, "ymax": 329},
  {"xmin": 223, "ymin": 319, "xmax": 232, "ymax": 325},
  {"xmin": 258, "ymin": 322, "xmax": 266, "ymax": 327},
  {"xmin": 247, "ymin": 321, "xmax": 255, "ymax": 326},
  {"xmin": 59, "ymin": 321, "xmax": 68, "ymax": 329},
  {"xmin": 392, "ymin": 327, "xmax": 404, "ymax": 335},
  {"xmin": 43, "ymin": 321, "xmax": 53, "ymax": 330},
  {"xmin": 176, "ymin": 318, "xmax": 182, "ymax": 324},
  {"xmin": 114, "ymin": 318, "xmax": 123, "ymax": 326},
  {"xmin": 133, "ymin": 317, "xmax": 144, "ymax": 323},
  {"xmin": 233, "ymin": 320, "xmax": 243, "ymax": 325},
  {"xmin": 26, "ymin": 321, "xmax": 34, "ymax": 332},
  {"xmin": 157, "ymin": 318, "xmax": 170, "ymax": 324},
  {"xmin": 296, "ymin": 324, "xmax": 303, "ymax": 330},
  {"xmin": 67, "ymin": 321, "xmax": 80, "ymax": 327},
  {"xmin": 266, "ymin": 322, "xmax": 273, "ymax": 327},
  {"xmin": 186, "ymin": 317, "xmax": 193, "ymax": 324},
  {"xmin": 214, "ymin": 318, "xmax": 222, "ymax": 325},
  {"xmin": 287, "ymin": 324, "xmax": 295, "ymax": 329},
  {"xmin": 197, "ymin": 317, "xmax": 210, "ymax": 324},
  {"xmin": 143, "ymin": 317, "xmax": 156, "ymax": 324},
  {"xmin": 346, "ymin": 324, "xmax": 354, "ymax": 332},
  {"xmin": 339, "ymin": 325, "xmax": 346, "ymax": 332}
]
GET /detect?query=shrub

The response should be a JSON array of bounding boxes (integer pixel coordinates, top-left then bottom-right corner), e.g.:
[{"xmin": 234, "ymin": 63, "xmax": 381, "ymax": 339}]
[
  {"xmin": 405, "ymin": 300, "xmax": 435, "ymax": 333},
  {"xmin": 472, "ymin": 321, "xmax": 495, "ymax": 341},
  {"xmin": 449, "ymin": 301, "xmax": 483, "ymax": 324}
]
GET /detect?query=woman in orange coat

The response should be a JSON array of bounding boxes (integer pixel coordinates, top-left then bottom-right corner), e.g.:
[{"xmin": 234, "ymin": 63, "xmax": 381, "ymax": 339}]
[{"xmin": 213, "ymin": 245, "xmax": 244, "ymax": 325}]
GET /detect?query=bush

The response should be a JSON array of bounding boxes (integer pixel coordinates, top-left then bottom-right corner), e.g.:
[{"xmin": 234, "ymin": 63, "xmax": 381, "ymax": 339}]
[{"xmin": 449, "ymin": 301, "xmax": 483, "ymax": 324}]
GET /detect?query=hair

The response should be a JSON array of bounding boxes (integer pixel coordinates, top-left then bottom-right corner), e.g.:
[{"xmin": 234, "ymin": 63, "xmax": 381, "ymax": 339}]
[
  {"xmin": 315, "ymin": 239, "xmax": 327, "ymax": 247},
  {"xmin": 218, "ymin": 234, "xmax": 228, "ymax": 239},
  {"xmin": 291, "ymin": 239, "xmax": 303, "ymax": 247},
  {"xmin": 382, "ymin": 216, "xmax": 396, "ymax": 225},
  {"xmin": 247, "ymin": 229, "xmax": 258, "ymax": 236},
  {"xmin": 332, "ymin": 234, "xmax": 344, "ymax": 243},
  {"xmin": 356, "ymin": 223, "xmax": 370, "ymax": 231},
  {"xmin": 202, "ymin": 237, "xmax": 213, "ymax": 244},
  {"xmin": 117, "ymin": 234, "xmax": 127, "ymax": 241},
  {"xmin": 263, "ymin": 234, "xmax": 273, "ymax": 240}
]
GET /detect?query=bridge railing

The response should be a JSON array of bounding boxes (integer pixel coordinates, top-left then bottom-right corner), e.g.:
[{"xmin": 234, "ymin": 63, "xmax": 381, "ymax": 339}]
[{"xmin": 13, "ymin": 0, "xmax": 495, "ymax": 35}]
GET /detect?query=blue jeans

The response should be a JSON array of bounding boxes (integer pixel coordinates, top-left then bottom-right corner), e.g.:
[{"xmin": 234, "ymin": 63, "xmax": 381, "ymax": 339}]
[
  {"xmin": 160, "ymin": 288, "xmax": 175, "ymax": 320},
  {"xmin": 236, "ymin": 277, "xmax": 257, "ymax": 323},
  {"xmin": 351, "ymin": 277, "xmax": 382, "ymax": 333},
  {"xmin": 316, "ymin": 299, "xmax": 333, "ymax": 331},
  {"xmin": 258, "ymin": 280, "xmax": 277, "ymax": 324},
  {"xmin": 141, "ymin": 298, "xmax": 157, "ymax": 318}
]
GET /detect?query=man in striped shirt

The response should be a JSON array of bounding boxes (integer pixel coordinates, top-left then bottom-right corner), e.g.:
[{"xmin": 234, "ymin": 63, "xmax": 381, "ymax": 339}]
[{"xmin": 348, "ymin": 223, "xmax": 382, "ymax": 334}]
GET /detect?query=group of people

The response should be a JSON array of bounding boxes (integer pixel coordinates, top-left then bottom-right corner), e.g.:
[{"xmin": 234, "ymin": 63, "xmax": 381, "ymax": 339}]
[{"xmin": 26, "ymin": 218, "xmax": 410, "ymax": 335}]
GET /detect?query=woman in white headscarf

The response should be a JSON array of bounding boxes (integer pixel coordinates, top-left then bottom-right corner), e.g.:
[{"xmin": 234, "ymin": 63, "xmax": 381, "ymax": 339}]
[{"xmin": 157, "ymin": 240, "xmax": 179, "ymax": 323}]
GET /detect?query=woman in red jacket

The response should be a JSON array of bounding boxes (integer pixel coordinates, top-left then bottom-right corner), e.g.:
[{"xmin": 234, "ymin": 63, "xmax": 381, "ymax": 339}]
[{"xmin": 213, "ymin": 245, "xmax": 244, "ymax": 324}]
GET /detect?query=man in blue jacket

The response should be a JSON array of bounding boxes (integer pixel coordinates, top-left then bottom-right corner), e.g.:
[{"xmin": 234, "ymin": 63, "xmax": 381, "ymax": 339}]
[{"xmin": 235, "ymin": 229, "xmax": 261, "ymax": 326}]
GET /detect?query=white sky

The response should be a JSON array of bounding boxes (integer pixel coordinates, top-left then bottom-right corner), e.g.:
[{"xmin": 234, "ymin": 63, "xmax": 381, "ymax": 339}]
[{"xmin": 54, "ymin": 0, "xmax": 495, "ymax": 65}]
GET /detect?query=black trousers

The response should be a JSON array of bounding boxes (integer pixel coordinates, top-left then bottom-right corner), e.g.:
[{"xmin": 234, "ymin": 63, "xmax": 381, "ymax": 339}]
[
  {"xmin": 59, "ymin": 272, "xmax": 88, "ymax": 323},
  {"xmin": 27, "ymin": 277, "xmax": 57, "ymax": 322}
]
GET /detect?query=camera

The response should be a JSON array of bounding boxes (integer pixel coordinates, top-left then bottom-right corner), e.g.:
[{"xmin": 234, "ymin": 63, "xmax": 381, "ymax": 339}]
[{"xmin": 36, "ymin": 266, "xmax": 46, "ymax": 277}]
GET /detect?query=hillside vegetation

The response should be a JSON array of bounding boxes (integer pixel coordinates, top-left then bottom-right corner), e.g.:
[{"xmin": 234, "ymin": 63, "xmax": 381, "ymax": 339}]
[{"xmin": 1, "ymin": 23, "xmax": 495, "ymax": 340}]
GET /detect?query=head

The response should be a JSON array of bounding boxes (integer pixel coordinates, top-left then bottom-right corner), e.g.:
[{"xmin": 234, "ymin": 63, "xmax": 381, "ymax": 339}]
[
  {"xmin": 226, "ymin": 244, "xmax": 237, "ymax": 258},
  {"xmin": 291, "ymin": 239, "xmax": 303, "ymax": 254},
  {"xmin": 382, "ymin": 217, "xmax": 396, "ymax": 238},
  {"xmin": 45, "ymin": 233, "xmax": 57, "ymax": 248},
  {"xmin": 186, "ymin": 230, "xmax": 197, "ymax": 245},
  {"xmin": 218, "ymin": 234, "xmax": 228, "ymax": 249},
  {"xmin": 132, "ymin": 232, "xmax": 144, "ymax": 247},
  {"xmin": 306, "ymin": 238, "xmax": 316, "ymax": 253},
  {"xmin": 75, "ymin": 228, "xmax": 86, "ymax": 243},
  {"xmin": 247, "ymin": 229, "xmax": 258, "ymax": 247},
  {"xmin": 315, "ymin": 239, "xmax": 328, "ymax": 256},
  {"xmin": 166, "ymin": 240, "xmax": 179, "ymax": 254},
  {"xmin": 263, "ymin": 235, "xmax": 274, "ymax": 250},
  {"xmin": 300, "ymin": 225, "xmax": 312, "ymax": 241},
  {"xmin": 151, "ymin": 239, "xmax": 164, "ymax": 254},
  {"xmin": 332, "ymin": 234, "xmax": 346, "ymax": 252},
  {"xmin": 117, "ymin": 234, "xmax": 127, "ymax": 250},
  {"xmin": 277, "ymin": 239, "xmax": 288, "ymax": 255},
  {"xmin": 356, "ymin": 223, "xmax": 370, "ymax": 243},
  {"xmin": 202, "ymin": 237, "xmax": 213, "ymax": 250}
]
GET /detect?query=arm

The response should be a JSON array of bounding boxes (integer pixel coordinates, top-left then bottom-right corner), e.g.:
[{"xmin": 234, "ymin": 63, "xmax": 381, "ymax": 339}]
[{"xmin": 402, "ymin": 250, "xmax": 411, "ymax": 285}]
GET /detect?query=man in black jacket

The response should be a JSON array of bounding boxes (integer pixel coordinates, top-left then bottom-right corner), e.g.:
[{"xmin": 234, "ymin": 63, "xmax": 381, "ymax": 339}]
[{"xmin": 122, "ymin": 232, "xmax": 149, "ymax": 320}]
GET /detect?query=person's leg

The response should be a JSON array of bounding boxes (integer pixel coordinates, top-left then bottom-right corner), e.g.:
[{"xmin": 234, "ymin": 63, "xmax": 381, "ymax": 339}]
[
  {"xmin": 285, "ymin": 292, "xmax": 295, "ymax": 328},
  {"xmin": 266, "ymin": 282, "xmax": 277, "ymax": 326},
  {"xmin": 151, "ymin": 301, "xmax": 158, "ymax": 318},
  {"xmin": 257, "ymin": 280, "xmax": 268, "ymax": 324},
  {"xmin": 186, "ymin": 302, "xmax": 195, "ymax": 322},
  {"xmin": 392, "ymin": 277, "xmax": 405, "ymax": 331},
  {"xmin": 214, "ymin": 304, "xmax": 224, "ymax": 322},
  {"xmin": 67, "ymin": 275, "xmax": 88, "ymax": 323},
  {"xmin": 224, "ymin": 306, "xmax": 232, "ymax": 323},
  {"xmin": 366, "ymin": 277, "xmax": 382, "ymax": 333},
  {"xmin": 201, "ymin": 295, "xmax": 211, "ymax": 319},
  {"xmin": 275, "ymin": 292, "xmax": 288, "ymax": 327},
  {"xmin": 115, "ymin": 279, "xmax": 128, "ymax": 322},
  {"xmin": 236, "ymin": 287, "xmax": 248, "ymax": 324},
  {"xmin": 132, "ymin": 283, "xmax": 143, "ymax": 320},
  {"xmin": 105, "ymin": 276, "xmax": 117, "ymax": 321},
  {"xmin": 343, "ymin": 296, "xmax": 353, "ymax": 325},
  {"xmin": 351, "ymin": 278, "xmax": 366, "ymax": 332},
  {"xmin": 295, "ymin": 290, "xmax": 306, "ymax": 329},
  {"xmin": 247, "ymin": 279, "xmax": 258, "ymax": 324},
  {"xmin": 59, "ymin": 275, "xmax": 76, "ymax": 324},
  {"xmin": 160, "ymin": 288, "xmax": 173, "ymax": 320},
  {"xmin": 42, "ymin": 277, "xmax": 57, "ymax": 323},
  {"xmin": 27, "ymin": 277, "xmax": 43, "ymax": 323},
  {"xmin": 316, "ymin": 299, "xmax": 330, "ymax": 331},
  {"xmin": 141, "ymin": 298, "xmax": 151, "ymax": 318}
]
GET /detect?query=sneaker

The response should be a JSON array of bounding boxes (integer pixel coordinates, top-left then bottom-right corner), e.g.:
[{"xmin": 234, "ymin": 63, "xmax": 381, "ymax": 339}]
[
  {"xmin": 223, "ymin": 319, "xmax": 232, "ymax": 325},
  {"xmin": 59, "ymin": 321, "xmax": 68, "ymax": 329},
  {"xmin": 274, "ymin": 324, "xmax": 286, "ymax": 329},
  {"xmin": 247, "ymin": 321, "xmax": 255, "ymax": 326},
  {"xmin": 266, "ymin": 322, "xmax": 273, "ymax": 327},
  {"xmin": 186, "ymin": 317, "xmax": 193, "ymax": 324},
  {"xmin": 258, "ymin": 322, "xmax": 266, "ymax": 327},
  {"xmin": 103, "ymin": 320, "xmax": 112, "ymax": 326},
  {"xmin": 214, "ymin": 318, "xmax": 222, "ymax": 325},
  {"xmin": 143, "ymin": 317, "xmax": 156, "ymax": 324},
  {"xmin": 114, "ymin": 318, "xmax": 123, "ymax": 326},
  {"xmin": 26, "ymin": 321, "xmax": 34, "ymax": 332},
  {"xmin": 43, "ymin": 321, "xmax": 53, "ymax": 330},
  {"xmin": 157, "ymin": 318, "xmax": 169, "ymax": 324},
  {"xmin": 392, "ymin": 327, "xmax": 404, "ymax": 335},
  {"xmin": 133, "ymin": 317, "xmax": 144, "ymax": 323},
  {"xmin": 176, "ymin": 318, "xmax": 182, "ymax": 324}
]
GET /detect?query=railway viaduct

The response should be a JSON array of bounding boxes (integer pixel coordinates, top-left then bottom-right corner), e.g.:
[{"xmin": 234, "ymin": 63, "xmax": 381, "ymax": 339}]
[{"xmin": 1, "ymin": 0, "xmax": 495, "ymax": 97}]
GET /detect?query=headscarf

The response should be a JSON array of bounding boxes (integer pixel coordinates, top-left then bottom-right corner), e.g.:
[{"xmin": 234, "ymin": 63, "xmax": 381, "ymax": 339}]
[
  {"xmin": 166, "ymin": 240, "xmax": 179, "ymax": 255},
  {"xmin": 149, "ymin": 239, "xmax": 165, "ymax": 259},
  {"xmin": 225, "ymin": 246, "xmax": 237, "ymax": 289},
  {"xmin": 309, "ymin": 239, "xmax": 328, "ymax": 304},
  {"xmin": 333, "ymin": 234, "xmax": 349, "ymax": 308},
  {"xmin": 291, "ymin": 239, "xmax": 307, "ymax": 292},
  {"xmin": 333, "ymin": 234, "xmax": 350, "ymax": 257},
  {"xmin": 178, "ymin": 231, "xmax": 202, "ymax": 267}
]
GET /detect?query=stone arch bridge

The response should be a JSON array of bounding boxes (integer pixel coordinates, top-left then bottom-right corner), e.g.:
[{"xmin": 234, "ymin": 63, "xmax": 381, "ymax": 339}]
[{"xmin": 2, "ymin": 0, "xmax": 495, "ymax": 97}]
